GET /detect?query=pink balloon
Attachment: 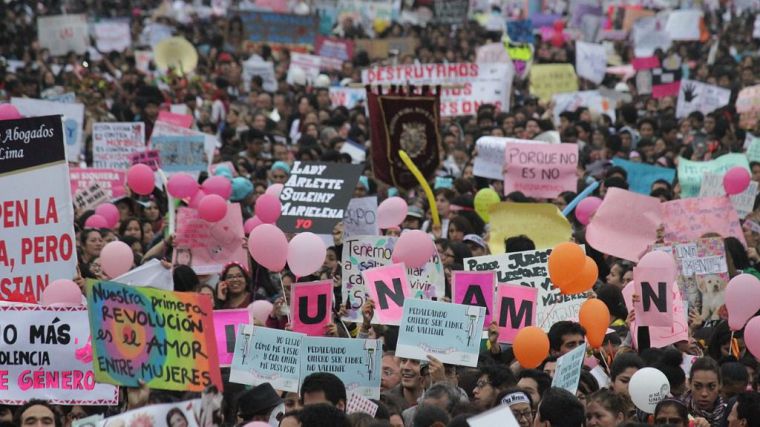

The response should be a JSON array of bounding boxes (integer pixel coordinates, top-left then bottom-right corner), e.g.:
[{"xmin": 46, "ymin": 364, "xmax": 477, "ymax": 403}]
[
  {"xmin": 40, "ymin": 279, "xmax": 82, "ymax": 306},
  {"xmin": 726, "ymin": 274, "xmax": 760, "ymax": 331},
  {"xmin": 377, "ymin": 197, "xmax": 408, "ymax": 229},
  {"xmin": 638, "ymin": 249, "xmax": 677, "ymax": 284},
  {"xmin": 266, "ymin": 183, "xmax": 284, "ymax": 197},
  {"xmin": 575, "ymin": 196, "xmax": 602, "ymax": 225},
  {"xmin": 167, "ymin": 173, "xmax": 199, "ymax": 199},
  {"xmin": 248, "ymin": 224, "xmax": 288, "ymax": 272},
  {"xmin": 248, "ymin": 300, "xmax": 274, "ymax": 325},
  {"xmin": 202, "ymin": 175, "xmax": 233, "ymax": 199},
  {"xmin": 188, "ymin": 189, "xmax": 207, "ymax": 209},
  {"xmin": 392, "ymin": 230, "xmax": 436, "ymax": 269},
  {"xmin": 0, "ymin": 104, "xmax": 22, "ymax": 121},
  {"xmin": 724, "ymin": 167, "xmax": 751, "ymax": 195},
  {"xmin": 287, "ymin": 232, "xmax": 327, "ymax": 277},
  {"xmin": 244, "ymin": 216, "xmax": 263, "ymax": 234},
  {"xmin": 255, "ymin": 194, "xmax": 282, "ymax": 224},
  {"xmin": 198, "ymin": 194, "xmax": 228, "ymax": 222},
  {"xmin": 84, "ymin": 214, "xmax": 109, "ymax": 229},
  {"xmin": 126, "ymin": 164, "xmax": 155, "ymax": 195},
  {"xmin": 100, "ymin": 241, "xmax": 134, "ymax": 278},
  {"xmin": 745, "ymin": 316, "xmax": 760, "ymax": 359},
  {"xmin": 95, "ymin": 203, "xmax": 119, "ymax": 228}
]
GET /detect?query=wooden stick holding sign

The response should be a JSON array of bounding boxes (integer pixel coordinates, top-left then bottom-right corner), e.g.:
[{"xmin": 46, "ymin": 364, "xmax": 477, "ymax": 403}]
[{"xmin": 363, "ymin": 263, "xmax": 412, "ymax": 325}]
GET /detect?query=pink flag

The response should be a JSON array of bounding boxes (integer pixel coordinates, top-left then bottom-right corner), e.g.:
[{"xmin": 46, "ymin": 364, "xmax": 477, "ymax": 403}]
[
  {"xmin": 503, "ymin": 142, "xmax": 578, "ymax": 198},
  {"xmin": 453, "ymin": 271, "xmax": 495, "ymax": 328},
  {"xmin": 494, "ymin": 285, "xmax": 538, "ymax": 343},
  {"xmin": 633, "ymin": 267, "xmax": 673, "ymax": 327},
  {"xmin": 291, "ymin": 280, "xmax": 333, "ymax": 336},
  {"xmin": 363, "ymin": 263, "xmax": 411, "ymax": 325},
  {"xmin": 212, "ymin": 309, "xmax": 250, "ymax": 366},
  {"xmin": 158, "ymin": 110, "xmax": 193, "ymax": 128}
]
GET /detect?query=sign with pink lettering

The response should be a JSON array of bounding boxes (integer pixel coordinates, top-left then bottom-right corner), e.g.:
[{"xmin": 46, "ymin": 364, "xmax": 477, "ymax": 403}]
[
  {"xmin": 69, "ymin": 168, "xmax": 127, "ymax": 199},
  {"xmin": 494, "ymin": 285, "xmax": 538, "ymax": 343},
  {"xmin": 503, "ymin": 142, "xmax": 579, "ymax": 198},
  {"xmin": 0, "ymin": 305, "xmax": 119, "ymax": 405},
  {"xmin": 173, "ymin": 204, "xmax": 247, "ymax": 275},
  {"xmin": 213, "ymin": 309, "xmax": 250, "ymax": 367},
  {"xmin": 291, "ymin": 281, "xmax": 333, "ymax": 336},
  {"xmin": 453, "ymin": 271, "xmax": 495, "ymax": 329},
  {"xmin": 633, "ymin": 267, "xmax": 673, "ymax": 327},
  {"xmin": 363, "ymin": 263, "xmax": 412, "ymax": 326},
  {"xmin": 157, "ymin": 111, "xmax": 193, "ymax": 128}
]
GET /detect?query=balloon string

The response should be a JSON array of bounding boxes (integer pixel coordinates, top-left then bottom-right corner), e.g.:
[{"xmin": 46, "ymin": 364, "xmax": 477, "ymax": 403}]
[{"xmin": 279, "ymin": 273, "xmax": 291, "ymax": 325}]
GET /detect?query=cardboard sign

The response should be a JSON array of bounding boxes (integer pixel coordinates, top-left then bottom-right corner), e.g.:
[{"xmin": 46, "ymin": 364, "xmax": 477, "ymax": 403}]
[
  {"xmin": 341, "ymin": 236, "xmax": 445, "ymax": 322},
  {"xmin": 11, "ymin": 97, "xmax": 85, "ymax": 162},
  {"xmin": 74, "ymin": 182, "xmax": 109, "ymax": 212},
  {"xmin": 633, "ymin": 268, "xmax": 673, "ymax": 327},
  {"xmin": 92, "ymin": 122, "xmax": 146, "ymax": 169},
  {"xmin": 507, "ymin": 19, "xmax": 534, "ymax": 43},
  {"xmin": 329, "ymin": 87, "xmax": 367, "ymax": 109},
  {"xmin": 157, "ymin": 111, "xmax": 193, "ymax": 128},
  {"xmin": 488, "ymin": 202, "xmax": 573, "ymax": 253},
  {"xmin": 551, "ymin": 343, "xmax": 586, "ymax": 394},
  {"xmin": 453, "ymin": 271, "xmax": 495, "ymax": 328},
  {"xmin": 174, "ymin": 204, "xmax": 247, "ymax": 275},
  {"xmin": 151, "ymin": 121, "xmax": 216, "ymax": 168},
  {"xmin": 503, "ymin": 142, "xmax": 578, "ymax": 198},
  {"xmin": 699, "ymin": 172, "xmax": 758, "ymax": 219},
  {"xmin": 623, "ymin": 282, "xmax": 689, "ymax": 348},
  {"xmin": 86, "ymin": 281, "xmax": 223, "ymax": 392},
  {"xmin": 93, "ymin": 20, "xmax": 131, "ymax": 52},
  {"xmin": 433, "ymin": 0, "xmax": 468, "ymax": 24},
  {"xmin": 362, "ymin": 63, "xmax": 514, "ymax": 116},
  {"xmin": 464, "ymin": 249, "xmax": 586, "ymax": 332},
  {"xmin": 494, "ymin": 284, "xmax": 538, "ymax": 343},
  {"xmin": 677, "ymin": 154, "xmax": 750, "ymax": 198},
  {"xmin": 474, "ymin": 136, "xmax": 542, "ymax": 181},
  {"xmin": 343, "ymin": 197, "xmax": 379, "ymax": 238},
  {"xmin": 363, "ymin": 264, "xmax": 412, "ymax": 326},
  {"xmin": 37, "ymin": 14, "xmax": 89, "ymax": 55},
  {"xmin": 0, "ymin": 305, "xmax": 119, "ymax": 405},
  {"xmin": 129, "ymin": 150, "xmax": 162, "ymax": 171},
  {"xmin": 213, "ymin": 310, "xmax": 250, "ymax": 367},
  {"xmin": 315, "ymin": 36, "xmax": 354, "ymax": 62},
  {"xmin": 0, "ymin": 116, "xmax": 76, "ymax": 303},
  {"xmin": 529, "ymin": 64, "xmax": 579, "ymax": 101},
  {"xmin": 152, "ymin": 135, "xmax": 208, "ymax": 175},
  {"xmin": 240, "ymin": 11, "xmax": 319, "ymax": 47},
  {"xmin": 278, "ymin": 161, "xmax": 362, "ymax": 234},
  {"xmin": 300, "ymin": 336, "xmax": 382, "ymax": 398},
  {"xmin": 676, "ymin": 80, "xmax": 731, "ymax": 119},
  {"xmin": 397, "ymin": 299, "xmax": 485, "ymax": 367},
  {"xmin": 611, "ymin": 158, "xmax": 675, "ymax": 195},
  {"xmin": 665, "ymin": 10, "xmax": 702, "ymax": 41},
  {"xmin": 661, "ymin": 196, "xmax": 745, "ymax": 246},
  {"xmin": 230, "ymin": 325, "xmax": 303, "ymax": 393},
  {"xmin": 69, "ymin": 168, "xmax": 126, "ymax": 199},
  {"xmin": 291, "ymin": 281, "xmax": 333, "ymax": 336},
  {"xmin": 96, "ymin": 401, "xmax": 199, "ymax": 427},
  {"xmin": 575, "ymin": 42, "xmax": 607, "ymax": 84}
]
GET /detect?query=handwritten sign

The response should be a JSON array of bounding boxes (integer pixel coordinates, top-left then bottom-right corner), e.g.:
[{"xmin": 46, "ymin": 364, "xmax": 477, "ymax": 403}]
[
  {"xmin": 488, "ymin": 203, "xmax": 573, "ymax": 253},
  {"xmin": 152, "ymin": 135, "xmax": 208, "ymax": 175},
  {"xmin": 699, "ymin": 172, "xmax": 758, "ymax": 219},
  {"xmin": 0, "ymin": 116, "xmax": 76, "ymax": 303},
  {"xmin": 575, "ymin": 42, "xmax": 607, "ymax": 84},
  {"xmin": 93, "ymin": 20, "xmax": 131, "ymax": 53},
  {"xmin": 343, "ymin": 197, "xmax": 379, "ymax": 238},
  {"xmin": 552, "ymin": 91, "xmax": 616, "ymax": 125},
  {"xmin": 329, "ymin": 87, "xmax": 367, "ymax": 109},
  {"xmin": 551, "ymin": 343, "xmax": 586, "ymax": 394},
  {"xmin": 291, "ymin": 281, "xmax": 333, "ymax": 336},
  {"xmin": 611, "ymin": 158, "xmax": 675, "ymax": 195},
  {"xmin": 363, "ymin": 264, "xmax": 411, "ymax": 326},
  {"xmin": 129, "ymin": 150, "xmax": 162, "ymax": 171},
  {"xmin": 37, "ymin": 14, "xmax": 89, "ymax": 55},
  {"xmin": 0, "ymin": 305, "xmax": 119, "ymax": 405},
  {"xmin": 529, "ymin": 64, "xmax": 579, "ymax": 101},
  {"xmin": 157, "ymin": 111, "xmax": 193, "ymax": 129},
  {"xmin": 494, "ymin": 284, "xmax": 538, "ymax": 343},
  {"xmin": 151, "ymin": 121, "xmax": 216, "ymax": 168},
  {"xmin": 676, "ymin": 79, "xmax": 731, "ymax": 119},
  {"xmin": 300, "ymin": 337, "xmax": 382, "ymax": 398},
  {"xmin": 69, "ymin": 168, "xmax": 126, "ymax": 199},
  {"xmin": 474, "ymin": 136, "xmax": 544, "ymax": 180},
  {"xmin": 86, "ymin": 281, "xmax": 223, "ymax": 392},
  {"xmin": 230, "ymin": 325, "xmax": 303, "ymax": 393},
  {"xmin": 213, "ymin": 310, "xmax": 250, "ymax": 367},
  {"xmin": 504, "ymin": 142, "xmax": 578, "ymax": 198},
  {"xmin": 453, "ymin": 272, "xmax": 495, "ymax": 329},
  {"xmin": 93, "ymin": 122, "xmax": 145, "ymax": 169},
  {"xmin": 433, "ymin": 0, "xmax": 468, "ymax": 24},
  {"xmin": 677, "ymin": 154, "xmax": 750, "ymax": 198},
  {"xmin": 73, "ymin": 182, "xmax": 108, "ymax": 212},
  {"xmin": 174, "ymin": 204, "xmax": 247, "ymax": 275},
  {"xmin": 660, "ymin": 196, "xmax": 745, "ymax": 246}
]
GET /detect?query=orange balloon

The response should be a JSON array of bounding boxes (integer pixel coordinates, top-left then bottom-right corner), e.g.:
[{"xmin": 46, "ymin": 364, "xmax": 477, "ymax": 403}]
[
  {"xmin": 579, "ymin": 298, "xmax": 610, "ymax": 348},
  {"xmin": 560, "ymin": 257, "xmax": 598, "ymax": 294},
  {"xmin": 548, "ymin": 242, "xmax": 585, "ymax": 287},
  {"xmin": 513, "ymin": 326, "xmax": 550, "ymax": 368}
]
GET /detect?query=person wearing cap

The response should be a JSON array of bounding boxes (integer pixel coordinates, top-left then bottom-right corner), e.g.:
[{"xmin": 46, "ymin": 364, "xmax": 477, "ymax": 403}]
[
  {"xmin": 463, "ymin": 234, "xmax": 489, "ymax": 257},
  {"xmin": 403, "ymin": 206, "xmax": 424, "ymax": 230},
  {"xmin": 269, "ymin": 161, "xmax": 290, "ymax": 185},
  {"xmin": 235, "ymin": 383, "xmax": 284, "ymax": 424},
  {"xmin": 496, "ymin": 388, "xmax": 534, "ymax": 427}
]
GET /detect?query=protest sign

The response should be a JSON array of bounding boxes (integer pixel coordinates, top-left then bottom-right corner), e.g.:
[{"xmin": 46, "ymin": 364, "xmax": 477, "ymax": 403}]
[
  {"xmin": 43, "ymin": 92, "xmax": 76, "ymax": 104},
  {"xmin": 661, "ymin": 196, "xmax": 745, "ymax": 246},
  {"xmin": 95, "ymin": 401, "xmax": 199, "ymax": 427},
  {"xmin": 575, "ymin": 42, "xmax": 607, "ymax": 84},
  {"xmin": 151, "ymin": 120, "xmax": 216, "ymax": 166},
  {"xmin": 506, "ymin": 42, "xmax": 533, "ymax": 79},
  {"xmin": 315, "ymin": 36, "xmax": 354, "ymax": 62},
  {"xmin": 676, "ymin": 80, "xmax": 731, "ymax": 119},
  {"xmin": 453, "ymin": 271, "xmax": 495, "ymax": 328},
  {"xmin": 69, "ymin": 168, "xmax": 126, "ymax": 199},
  {"xmin": 0, "ymin": 116, "xmax": 76, "ymax": 303},
  {"xmin": 476, "ymin": 42, "xmax": 511, "ymax": 65},
  {"xmin": 363, "ymin": 264, "xmax": 411, "ymax": 326},
  {"xmin": 240, "ymin": 11, "xmax": 319, "ymax": 47},
  {"xmin": 488, "ymin": 202, "xmax": 572, "ymax": 253},
  {"xmin": 213, "ymin": 310, "xmax": 250, "ymax": 367},
  {"xmin": 494, "ymin": 284, "xmax": 538, "ymax": 343},
  {"xmin": 73, "ymin": 182, "xmax": 109, "ymax": 212},
  {"xmin": 347, "ymin": 394, "xmax": 379, "ymax": 417},
  {"xmin": 529, "ymin": 64, "xmax": 579, "ymax": 101},
  {"xmin": 551, "ymin": 343, "xmax": 586, "ymax": 394},
  {"xmin": 587, "ymin": 188, "xmax": 661, "ymax": 262},
  {"xmin": 677, "ymin": 154, "xmax": 750, "ymax": 198},
  {"xmin": 92, "ymin": 122, "xmax": 145, "ymax": 169},
  {"xmin": 362, "ymin": 63, "xmax": 514, "ymax": 116},
  {"xmin": 278, "ymin": 161, "xmax": 362, "ymax": 234},
  {"xmin": 354, "ymin": 37, "xmax": 419, "ymax": 60},
  {"xmin": 301, "ymin": 336, "xmax": 383, "ymax": 398},
  {"xmin": 152, "ymin": 135, "xmax": 208, "ymax": 175},
  {"xmin": 737, "ymin": 84, "xmax": 760, "ymax": 114},
  {"xmin": 473, "ymin": 136, "xmax": 547, "ymax": 181},
  {"xmin": 329, "ymin": 87, "xmax": 367, "ymax": 109},
  {"xmin": 747, "ymin": 137, "xmax": 760, "ymax": 162},
  {"xmin": 129, "ymin": 150, "xmax": 162, "ymax": 171},
  {"xmin": 11, "ymin": 97, "xmax": 85, "ymax": 162},
  {"xmin": 611, "ymin": 158, "xmax": 675, "ymax": 195},
  {"xmin": 342, "ymin": 236, "xmax": 445, "ymax": 322},
  {"xmin": 157, "ymin": 111, "xmax": 193, "ymax": 128},
  {"xmin": 86, "ymin": 281, "xmax": 223, "ymax": 392},
  {"xmin": 633, "ymin": 267, "xmax": 673, "ymax": 327},
  {"xmin": 665, "ymin": 10, "xmax": 703, "ymax": 41},
  {"xmin": 174, "ymin": 204, "xmax": 247, "ymax": 275},
  {"xmin": 699, "ymin": 172, "xmax": 758, "ymax": 218},
  {"xmin": 552, "ymin": 91, "xmax": 616, "ymax": 125},
  {"xmin": 343, "ymin": 197, "xmax": 378, "ymax": 238},
  {"xmin": 397, "ymin": 299, "xmax": 485, "ymax": 367},
  {"xmin": 503, "ymin": 141, "xmax": 578, "ymax": 198},
  {"xmin": 464, "ymin": 248, "xmax": 586, "ymax": 332},
  {"xmin": 93, "ymin": 20, "xmax": 131, "ymax": 53},
  {"xmin": 507, "ymin": 20, "xmax": 534, "ymax": 43},
  {"xmin": 230, "ymin": 325, "xmax": 303, "ymax": 392},
  {"xmin": 37, "ymin": 14, "xmax": 89, "ymax": 55},
  {"xmin": 623, "ymin": 282, "xmax": 689, "ymax": 348},
  {"xmin": 467, "ymin": 405, "xmax": 520, "ymax": 427},
  {"xmin": 73, "ymin": 415, "xmax": 103, "ymax": 427},
  {"xmin": 243, "ymin": 59, "xmax": 278, "ymax": 93},
  {"xmin": 112, "ymin": 258, "xmax": 174, "ymax": 291},
  {"xmin": 433, "ymin": 0, "xmax": 468, "ymax": 24},
  {"xmin": 287, "ymin": 52, "xmax": 322, "ymax": 84},
  {"xmin": 0, "ymin": 305, "xmax": 119, "ymax": 405},
  {"xmin": 291, "ymin": 281, "xmax": 333, "ymax": 336}
]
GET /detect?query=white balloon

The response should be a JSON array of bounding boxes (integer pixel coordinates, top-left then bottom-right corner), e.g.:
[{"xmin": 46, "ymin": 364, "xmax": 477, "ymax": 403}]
[{"xmin": 629, "ymin": 367, "xmax": 670, "ymax": 413}]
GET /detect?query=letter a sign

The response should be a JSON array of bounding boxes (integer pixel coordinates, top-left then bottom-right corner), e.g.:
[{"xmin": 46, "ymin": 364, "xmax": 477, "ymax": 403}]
[{"xmin": 453, "ymin": 271, "xmax": 495, "ymax": 328}]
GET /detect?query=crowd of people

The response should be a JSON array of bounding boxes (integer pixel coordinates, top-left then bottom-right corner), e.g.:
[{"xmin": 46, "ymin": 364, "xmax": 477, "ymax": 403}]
[{"xmin": 5, "ymin": 0, "xmax": 760, "ymax": 426}]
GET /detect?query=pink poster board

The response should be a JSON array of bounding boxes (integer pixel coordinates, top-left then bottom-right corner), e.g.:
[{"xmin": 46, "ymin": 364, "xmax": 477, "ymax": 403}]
[
  {"xmin": 503, "ymin": 142, "xmax": 578, "ymax": 198},
  {"xmin": 453, "ymin": 271, "xmax": 495, "ymax": 328},
  {"xmin": 291, "ymin": 280, "xmax": 333, "ymax": 336},
  {"xmin": 494, "ymin": 284, "xmax": 538, "ymax": 343},
  {"xmin": 363, "ymin": 263, "xmax": 411, "ymax": 326},
  {"xmin": 213, "ymin": 309, "xmax": 250, "ymax": 366}
]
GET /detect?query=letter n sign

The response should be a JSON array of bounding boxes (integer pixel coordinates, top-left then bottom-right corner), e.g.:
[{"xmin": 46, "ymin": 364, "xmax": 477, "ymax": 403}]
[
  {"xmin": 634, "ymin": 266, "xmax": 673, "ymax": 327},
  {"xmin": 363, "ymin": 263, "xmax": 411, "ymax": 325}
]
